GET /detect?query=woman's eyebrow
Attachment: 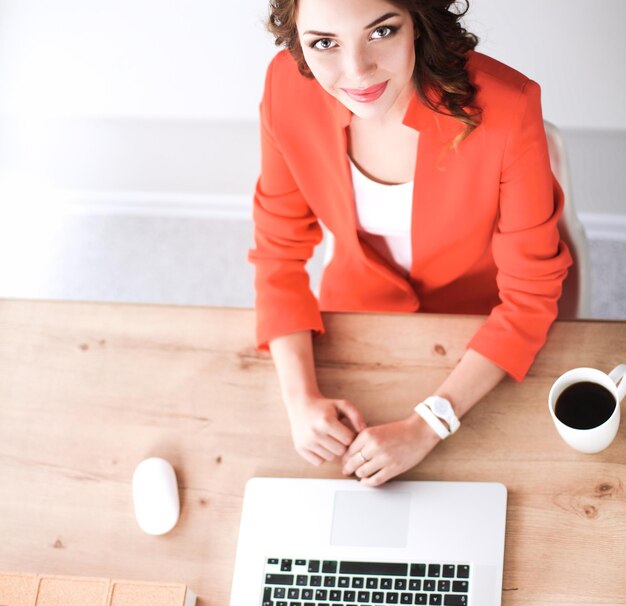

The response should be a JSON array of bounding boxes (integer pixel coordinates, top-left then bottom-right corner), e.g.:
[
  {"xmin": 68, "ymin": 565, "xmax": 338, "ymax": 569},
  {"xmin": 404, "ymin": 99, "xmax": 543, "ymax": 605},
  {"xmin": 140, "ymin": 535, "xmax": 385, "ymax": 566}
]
[
  {"xmin": 365, "ymin": 12, "xmax": 400, "ymax": 29},
  {"xmin": 302, "ymin": 12, "xmax": 400, "ymax": 37}
]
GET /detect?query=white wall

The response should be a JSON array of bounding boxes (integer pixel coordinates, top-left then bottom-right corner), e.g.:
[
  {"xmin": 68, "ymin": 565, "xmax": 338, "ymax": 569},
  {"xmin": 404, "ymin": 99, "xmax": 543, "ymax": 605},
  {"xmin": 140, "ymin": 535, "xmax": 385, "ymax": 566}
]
[
  {"xmin": 465, "ymin": 0, "xmax": 626, "ymax": 131},
  {"xmin": 0, "ymin": 0, "xmax": 625, "ymax": 129},
  {"xmin": 0, "ymin": 0, "xmax": 276, "ymax": 120}
]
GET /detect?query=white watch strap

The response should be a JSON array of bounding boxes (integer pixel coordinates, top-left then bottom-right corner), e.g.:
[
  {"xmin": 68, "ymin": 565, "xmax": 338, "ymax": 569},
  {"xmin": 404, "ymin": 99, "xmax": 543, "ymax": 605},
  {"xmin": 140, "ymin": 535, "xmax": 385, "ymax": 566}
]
[
  {"xmin": 423, "ymin": 396, "xmax": 461, "ymax": 434},
  {"xmin": 414, "ymin": 402, "xmax": 450, "ymax": 440}
]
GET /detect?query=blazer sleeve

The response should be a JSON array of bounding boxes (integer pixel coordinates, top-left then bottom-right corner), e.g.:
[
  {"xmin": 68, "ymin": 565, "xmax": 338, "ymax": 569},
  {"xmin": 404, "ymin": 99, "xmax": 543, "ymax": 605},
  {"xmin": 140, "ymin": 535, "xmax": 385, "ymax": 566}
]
[
  {"xmin": 248, "ymin": 57, "xmax": 325, "ymax": 349},
  {"xmin": 468, "ymin": 79, "xmax": 572, "ymax": 381}
]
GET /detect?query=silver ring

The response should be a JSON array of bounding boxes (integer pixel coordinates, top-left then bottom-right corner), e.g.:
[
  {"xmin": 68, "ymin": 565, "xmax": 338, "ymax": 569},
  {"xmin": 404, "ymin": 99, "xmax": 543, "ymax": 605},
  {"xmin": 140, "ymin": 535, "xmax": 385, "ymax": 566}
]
[{"xmin": 358, "ymin": 451, "xmax": 368, "ymax": 464}]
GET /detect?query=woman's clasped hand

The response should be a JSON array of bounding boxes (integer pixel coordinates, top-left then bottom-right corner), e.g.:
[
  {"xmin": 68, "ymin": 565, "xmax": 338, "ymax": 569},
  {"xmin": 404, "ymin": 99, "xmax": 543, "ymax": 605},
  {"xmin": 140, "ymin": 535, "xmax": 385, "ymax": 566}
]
[{"xmin": 285, "ymin": 393, "xmax": 440, "ymax": 487}]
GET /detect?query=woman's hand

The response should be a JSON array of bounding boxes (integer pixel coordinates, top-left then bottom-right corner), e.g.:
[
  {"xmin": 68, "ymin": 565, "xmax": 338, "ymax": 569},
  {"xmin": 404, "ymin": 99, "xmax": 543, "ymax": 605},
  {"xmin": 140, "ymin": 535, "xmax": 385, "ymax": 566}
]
[
  {"xmin": 286, "ymin": 395, "xmax": 367, "ymax": 466},
  {"xmin": 342, "ymin": 414, "xmax": 441, "ymax": 486}
]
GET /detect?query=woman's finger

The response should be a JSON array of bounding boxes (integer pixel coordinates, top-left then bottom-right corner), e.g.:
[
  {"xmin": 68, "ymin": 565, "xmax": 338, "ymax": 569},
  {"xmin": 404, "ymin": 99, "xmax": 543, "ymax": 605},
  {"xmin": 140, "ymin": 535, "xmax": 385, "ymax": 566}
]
[
  {"xmin": 318, "ymin": 434, "xmax": 349, "ymax": 457},
  {"xmin": 335, "ymin": 399, "xmax": 367, "ymax": 433},
  {"xmin": 298, "ymin": 447, "xmax": 324, "ymax": 466},
  {"xmin": 311, "ymin": 443, "xmax": 337, "ymax": 462},
  {"xmin": 342, "ymin": 445, "xmax": 373, "ymax": 476},
  {"xmin": 343, "ymin": 431, "xmax": 369, "ymax": 465},
  {"xmin": 360, "ymin": 466, "xmax": 393, "ymax": 487},
  {"xmin": 325, "ymin": 415, "xmax": 356, "ymax": 447},
  {"xmin": 354, "ymin": 456, "xmax": 382, "ymax": 480}
]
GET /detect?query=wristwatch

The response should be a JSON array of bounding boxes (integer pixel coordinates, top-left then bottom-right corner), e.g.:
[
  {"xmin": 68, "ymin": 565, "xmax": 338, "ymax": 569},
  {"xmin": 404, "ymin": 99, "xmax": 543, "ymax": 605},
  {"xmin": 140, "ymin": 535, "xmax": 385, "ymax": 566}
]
[{"xmin": 414, "ymin": 396, "xmax": 460, "ymax": 439}]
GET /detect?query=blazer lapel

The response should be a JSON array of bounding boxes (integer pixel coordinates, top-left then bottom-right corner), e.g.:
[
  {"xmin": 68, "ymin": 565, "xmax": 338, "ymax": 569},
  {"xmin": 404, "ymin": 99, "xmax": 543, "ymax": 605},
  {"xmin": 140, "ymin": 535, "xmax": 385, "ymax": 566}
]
[
  {"xmin": 327, "ymin": 90, "xmax": 464, "ymax": 295},
  {"xmin": 403, "ymin": 93, "xmax": 466, "ymax": 283}
]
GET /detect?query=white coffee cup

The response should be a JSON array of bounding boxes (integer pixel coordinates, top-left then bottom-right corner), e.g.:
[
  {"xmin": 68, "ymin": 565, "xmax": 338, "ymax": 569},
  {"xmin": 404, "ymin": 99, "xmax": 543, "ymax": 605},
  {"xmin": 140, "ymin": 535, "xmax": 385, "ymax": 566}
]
[{"xmin": 548, "ymin": 364, "xmax": 626, "ymax": 453}]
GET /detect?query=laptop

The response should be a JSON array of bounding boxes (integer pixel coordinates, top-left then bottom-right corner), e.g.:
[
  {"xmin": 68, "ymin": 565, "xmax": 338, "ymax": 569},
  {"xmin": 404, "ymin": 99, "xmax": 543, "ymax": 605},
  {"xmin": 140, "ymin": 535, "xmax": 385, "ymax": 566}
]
[{"xmin": 229, "ymin": 478, "xmax": 507, "ymax": 606}]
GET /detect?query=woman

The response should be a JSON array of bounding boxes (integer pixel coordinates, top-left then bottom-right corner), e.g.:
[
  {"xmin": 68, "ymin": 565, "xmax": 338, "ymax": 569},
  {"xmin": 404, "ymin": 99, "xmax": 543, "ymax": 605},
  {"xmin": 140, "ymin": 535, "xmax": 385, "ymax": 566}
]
[{"xmin": 249, "ymin": 0, "xmax": 572, "ymax": 486}]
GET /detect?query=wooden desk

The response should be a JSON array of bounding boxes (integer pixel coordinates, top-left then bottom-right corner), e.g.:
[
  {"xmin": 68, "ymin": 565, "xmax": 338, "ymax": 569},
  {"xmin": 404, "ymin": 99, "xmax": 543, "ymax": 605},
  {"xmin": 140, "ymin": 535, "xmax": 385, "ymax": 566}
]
[{"xmin": 0, "ymin": 300, "xmax": 625, "ymax": 605}]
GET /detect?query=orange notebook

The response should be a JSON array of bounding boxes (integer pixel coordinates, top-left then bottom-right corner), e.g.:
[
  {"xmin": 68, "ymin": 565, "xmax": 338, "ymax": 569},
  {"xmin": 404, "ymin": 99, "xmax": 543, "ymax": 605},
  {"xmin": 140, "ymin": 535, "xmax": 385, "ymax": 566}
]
[{"xmin": 0, "ymin": 573, "xmax": 196, "ymax": 606}]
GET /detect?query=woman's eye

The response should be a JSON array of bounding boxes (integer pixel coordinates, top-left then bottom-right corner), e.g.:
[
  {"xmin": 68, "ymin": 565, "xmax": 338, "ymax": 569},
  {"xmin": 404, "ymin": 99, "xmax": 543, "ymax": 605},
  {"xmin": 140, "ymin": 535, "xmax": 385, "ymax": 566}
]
[
  {"xmin": 371, "ymin": 25, "xmax": 395, "ymax": 39},
  {"xmin": 312, "ymin": 38, "xmax": 337, "ymax": 50}
]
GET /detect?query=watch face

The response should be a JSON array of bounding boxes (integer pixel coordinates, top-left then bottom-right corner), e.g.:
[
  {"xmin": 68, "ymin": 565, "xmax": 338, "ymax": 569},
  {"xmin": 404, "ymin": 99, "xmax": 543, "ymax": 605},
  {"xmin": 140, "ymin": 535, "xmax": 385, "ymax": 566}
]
[{"xmin": 431, "ymin": 398, "xmax": 452, "ymax": 416}]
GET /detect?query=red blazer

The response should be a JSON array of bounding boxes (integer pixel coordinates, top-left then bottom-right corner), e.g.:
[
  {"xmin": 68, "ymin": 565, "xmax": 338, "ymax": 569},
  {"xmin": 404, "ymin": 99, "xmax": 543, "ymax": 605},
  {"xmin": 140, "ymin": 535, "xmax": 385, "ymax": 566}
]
[{"xmin": 249, "ymin": 50, "xmax": 572, "ymax": 381}]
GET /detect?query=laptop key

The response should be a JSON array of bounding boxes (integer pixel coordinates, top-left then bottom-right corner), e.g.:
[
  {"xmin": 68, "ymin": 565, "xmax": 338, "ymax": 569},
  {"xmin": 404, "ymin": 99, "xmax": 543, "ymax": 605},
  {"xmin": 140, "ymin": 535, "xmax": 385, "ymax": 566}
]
[
  {"xmin": 429, "ymin": 594, "xmax": 442, "ymax": 605},
  {"xmin": 456, "ymin": 566, "xmax": 470, "ymax": 579},
  {"xmin": 310, "ymin": 575, "xmax": 322, "ymax": 586},
  {"xmin": 274, "ymin": 587, "xmax": 286, "ymax": 598},
  {"xmin": 324, "ymin": 576, "xmax": 336, "ymax": 587},
  {"xmin": 423, "ymin": 580, "xmax": 436, "ymax": 592},
  {"xmin": 351, "ymin": 577, "xmax": 364, "ymax": 588},
  {"xmin": 295, "ymin": 559, "xmax": 306, "ymax": 566},
  {"xmin": 428, "ymin": 565, "xmax": 441, "ymax": 578},
  {"xmin": 372, "ymin": 591, "xmax": 384, "ymax": 603},
  {"xmin": 410, "ymin": 564, "xmax": 426, "ymax": 577},
  {"xmin": 386, "ymin": 592, "xmax": 399, "ymax": 603},
  {"xmin": 265, "ymin": 574, "xmax": 294, "ymax": 585},
  {"xmin": 442, "ymin": 565, "xmax": 455, "ymax": 578},
  {"xmin": 315, "ymin": 589, "xmax": 327, "ymax": 600},
  {"xmin": 338, "ymin": 577, "xmax": 350, "ymax": 587},
  {"xmin": 366, "ymin": 578, "xmax": 378, "ymax": 589},
  {"xmin": 415, "ymin": 594, "xmax": 427, "ymax": 605},
  {"xmin": 323, "ymin": 560, "xmax": 338, "ymax": 574},
  {"xmin": 308, "ymin": 560, "xmax": 320, "ymax": 573},
  {"xmin": 400, "ymin": 592, "xmax": 412, "ymax": 603},
  {"xmin": 340, "ymin": 562, "xmax": 408, "ymax": 576},
  {"xmin": 287, "ymin": 588, "xmax": 299, "ymax": 599},
  {"xmin": 268, "ymin": 558, "xmax": 279, "ymax": 565},
  {"xmin": 301, "ymin": 589, "xmax": 313, "ymax": 600},
  {"xmin": 437, "ymin": 581, "xmax": 450, "ymax": 592},
  {"xmin": 452, "ymin": 581, "xmax": 469, "ymax": 593},
  {"xmin": 281, "ymin": 559, "xmax": 293, "ymax": 571},
  {"xmin": 296, "ymin": 575, "xmax": 308, "ymax": 586},
  {"xmin": 358, "ymin": 591, "xmax": 370, "ymax": 602},
  {"xmin": 343, "ymin": 590, "xmax": 356, "ymax": 602},
  {"xmin": 381, "ymin": 579, "xmax": 393, "ymax": 590},
  {"xmin": 329, "ymin": 589, "xmax": 341, "ymax": 600},
  {"xmin": 444, "ymin": 595, "xmax": 467, "ymax": 606},
  {"xmin": 409, "ymin": 579, "xmax": 422, "ymax": 591}
]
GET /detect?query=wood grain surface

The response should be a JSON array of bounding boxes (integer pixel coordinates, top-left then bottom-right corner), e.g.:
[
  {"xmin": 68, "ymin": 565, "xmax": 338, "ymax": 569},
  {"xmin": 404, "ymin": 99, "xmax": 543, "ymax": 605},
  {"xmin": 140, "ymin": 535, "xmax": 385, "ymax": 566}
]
[{"xmin": 0, "ymin": 300, "xmax": 624, "ymax": 605}]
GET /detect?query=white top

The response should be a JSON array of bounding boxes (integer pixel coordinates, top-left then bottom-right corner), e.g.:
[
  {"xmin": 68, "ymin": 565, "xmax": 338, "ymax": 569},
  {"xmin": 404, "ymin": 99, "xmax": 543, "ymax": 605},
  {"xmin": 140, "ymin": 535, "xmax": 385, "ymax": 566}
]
[{"xmin": 349, "ymin": 157, "xmax": 414, "ymax": 274}]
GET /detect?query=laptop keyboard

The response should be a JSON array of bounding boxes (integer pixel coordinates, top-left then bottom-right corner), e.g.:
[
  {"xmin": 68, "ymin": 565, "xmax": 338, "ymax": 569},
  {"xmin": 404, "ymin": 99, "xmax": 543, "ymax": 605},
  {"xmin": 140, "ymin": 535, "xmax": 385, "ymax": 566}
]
[{"xmin": 261, "ymin": 558, "xmax": 470, "ymax": 605}]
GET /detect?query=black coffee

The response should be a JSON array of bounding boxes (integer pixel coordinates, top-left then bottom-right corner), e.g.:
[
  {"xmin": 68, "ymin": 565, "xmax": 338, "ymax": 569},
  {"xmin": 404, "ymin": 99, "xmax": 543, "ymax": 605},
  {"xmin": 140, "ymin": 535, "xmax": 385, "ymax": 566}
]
[{"xmin": 555, "ymin": 381, "xmax": 615, "ymax": 430}]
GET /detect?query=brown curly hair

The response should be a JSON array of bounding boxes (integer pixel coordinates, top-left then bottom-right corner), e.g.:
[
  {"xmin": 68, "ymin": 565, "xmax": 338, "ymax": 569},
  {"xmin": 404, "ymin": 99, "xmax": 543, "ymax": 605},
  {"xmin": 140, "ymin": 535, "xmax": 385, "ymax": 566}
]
[{"xmin": 267, "ymin": 0, "xmax": 482, "ymax": 143}]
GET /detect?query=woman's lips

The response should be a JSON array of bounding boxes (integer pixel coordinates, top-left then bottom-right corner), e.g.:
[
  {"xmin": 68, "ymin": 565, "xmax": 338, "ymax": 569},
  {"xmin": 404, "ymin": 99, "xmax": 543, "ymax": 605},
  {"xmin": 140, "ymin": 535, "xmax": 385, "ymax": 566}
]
[{"xmin": 341, "ymin": 81, "xmax": 388, "ymax": 103}]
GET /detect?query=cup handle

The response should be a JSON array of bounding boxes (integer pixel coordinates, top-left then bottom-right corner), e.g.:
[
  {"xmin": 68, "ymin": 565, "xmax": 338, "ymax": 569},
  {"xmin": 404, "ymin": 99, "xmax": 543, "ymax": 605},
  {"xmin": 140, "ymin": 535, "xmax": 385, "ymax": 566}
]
[{"xmin": 609, "ymin": 364, "xmax": 626, "ymax": 402}]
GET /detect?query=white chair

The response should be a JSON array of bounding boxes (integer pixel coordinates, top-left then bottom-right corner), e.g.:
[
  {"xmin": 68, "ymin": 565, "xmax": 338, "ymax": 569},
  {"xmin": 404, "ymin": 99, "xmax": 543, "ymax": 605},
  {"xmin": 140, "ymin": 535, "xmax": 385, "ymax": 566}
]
[{"xmin": 544, "ymin": 120, "xmax": 592, "ymax": 318}]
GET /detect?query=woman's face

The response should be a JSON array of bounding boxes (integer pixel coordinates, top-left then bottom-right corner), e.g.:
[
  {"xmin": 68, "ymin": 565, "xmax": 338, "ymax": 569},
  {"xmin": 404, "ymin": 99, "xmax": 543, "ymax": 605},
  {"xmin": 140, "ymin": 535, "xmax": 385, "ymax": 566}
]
[{"xmin": 296, "ymin": 0, "xmax": 416, "ymax": 121}]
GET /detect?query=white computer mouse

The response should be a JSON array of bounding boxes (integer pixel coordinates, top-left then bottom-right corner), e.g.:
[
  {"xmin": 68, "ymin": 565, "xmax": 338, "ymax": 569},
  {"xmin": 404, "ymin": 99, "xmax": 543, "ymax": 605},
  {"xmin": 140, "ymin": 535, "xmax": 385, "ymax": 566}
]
[{"xmin": 132, "ymin": 457, "xmax": 180, "ymax": 535}]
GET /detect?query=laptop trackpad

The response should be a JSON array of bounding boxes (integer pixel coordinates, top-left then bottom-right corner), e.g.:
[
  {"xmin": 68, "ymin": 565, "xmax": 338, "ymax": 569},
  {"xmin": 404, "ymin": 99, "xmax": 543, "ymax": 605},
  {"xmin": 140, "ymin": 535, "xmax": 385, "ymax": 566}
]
[{"xmin": 331, "ymin": 490, "xmax": 410, "ymax": 548}]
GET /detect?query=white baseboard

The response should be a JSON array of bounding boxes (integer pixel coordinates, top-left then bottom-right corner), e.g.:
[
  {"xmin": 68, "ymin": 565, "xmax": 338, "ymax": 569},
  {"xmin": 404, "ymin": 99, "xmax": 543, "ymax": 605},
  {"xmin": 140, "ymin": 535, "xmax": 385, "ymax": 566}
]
[
  {"xmin": 58, "ymin": 190, "xmax": 252, "ymax": 220},
  {"xmin": 3, "ymin": 188, "xmax": 625, "ymax": 242},
  {"xmin": 579, "ymin": 212, "xmax": 626, "ymax": 242}
]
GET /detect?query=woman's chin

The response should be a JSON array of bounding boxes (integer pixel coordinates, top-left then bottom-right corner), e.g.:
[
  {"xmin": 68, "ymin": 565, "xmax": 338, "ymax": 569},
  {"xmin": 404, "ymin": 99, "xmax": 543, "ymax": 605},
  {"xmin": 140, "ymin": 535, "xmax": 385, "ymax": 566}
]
[{"xmin": 339, "ymin": 95, "xmax": 395, "ymax": 120}]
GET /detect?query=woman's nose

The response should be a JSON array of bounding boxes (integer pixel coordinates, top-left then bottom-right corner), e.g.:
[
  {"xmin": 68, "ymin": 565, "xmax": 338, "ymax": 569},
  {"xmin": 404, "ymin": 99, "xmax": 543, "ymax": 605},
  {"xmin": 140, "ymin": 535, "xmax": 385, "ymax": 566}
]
[{"xmin": 343, "ymin": 47, "xmax": 376, "ymax": 83}]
